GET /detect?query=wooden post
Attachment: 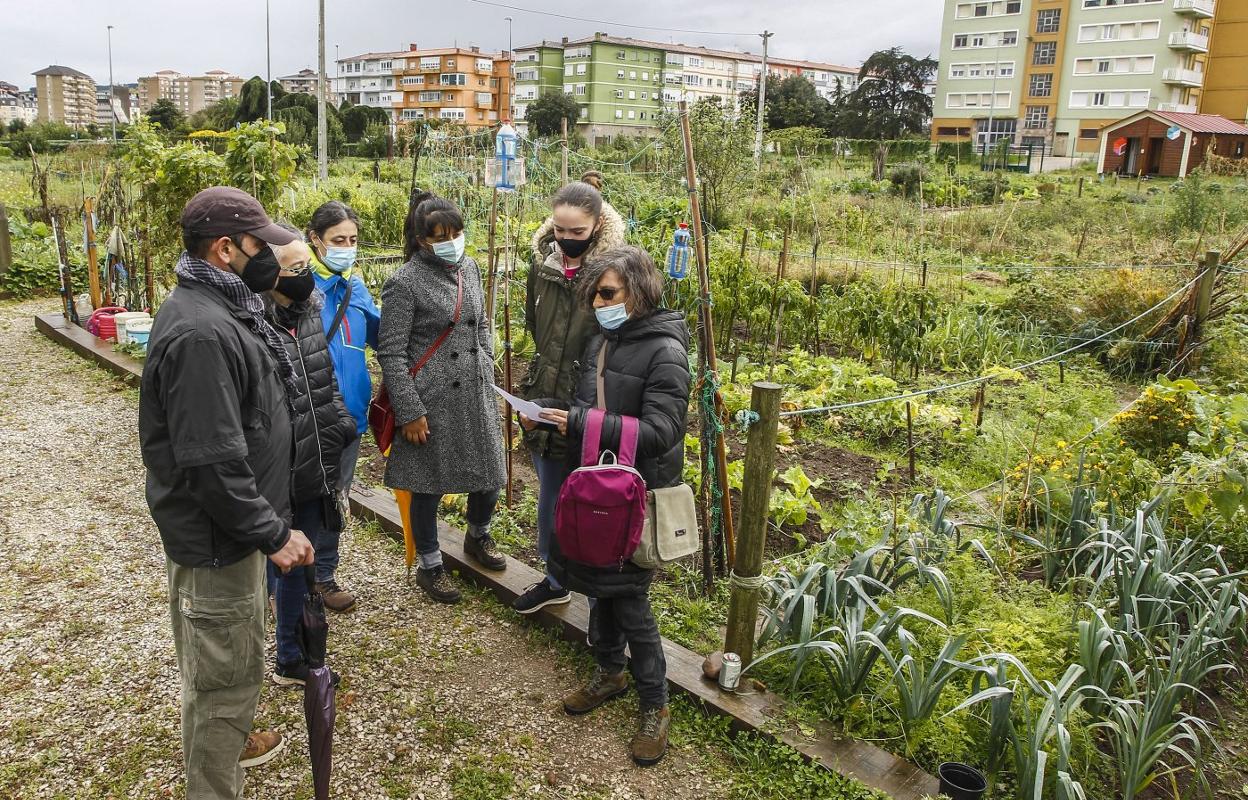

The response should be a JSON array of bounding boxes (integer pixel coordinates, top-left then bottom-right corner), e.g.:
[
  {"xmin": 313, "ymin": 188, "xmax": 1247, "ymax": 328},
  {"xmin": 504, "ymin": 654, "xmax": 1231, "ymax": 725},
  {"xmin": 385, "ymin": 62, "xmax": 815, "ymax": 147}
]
[
  {"xmin": 975, "ymin": 383, "xmax": 987, "ymax": 432},
  {"xmin": 0, "ymin": 202, "xmax": 11, "ymax": 277},
  {"xmin": 1077, "ymin": 176, "xmax": 1084, "ymax": 198},
  {"xmin": 83, "ymin": 197, "xmax": 102, "ymax": 310},
  {"xmin": 1188, "ymin": 250, "xmax": 1220, "ymax": 369},
  {"xmin": 142, "ymin": 228, "xmax": 155, "ymax": 311},
  {"xmin": 739, "ymin": 227, "xmax": 749, "ymax": 263},
  {"xmin": 724, "ymin": 382, "xmax": 782, "ymax": 667},
  {"xmin": 560, "ymin": 117, "xmax": 569, "ymax": 185},
  {"xmin": 906, "ymin": 402, "xmax": 916, "ymax": 483},
  {"xmin": 678, "ymin": 100, "xmax": 736, "ymax": 578},
  {"xmin": 920, "ymin": 259, "xmax": 929, "ymax": 289},
  {"xmin": 1058, "ymin": 360, "xmax": 1065, "ymax": 384},
  {"xmin": 809, "ymin": 235, "xmax": 822, "ymax": 356}
]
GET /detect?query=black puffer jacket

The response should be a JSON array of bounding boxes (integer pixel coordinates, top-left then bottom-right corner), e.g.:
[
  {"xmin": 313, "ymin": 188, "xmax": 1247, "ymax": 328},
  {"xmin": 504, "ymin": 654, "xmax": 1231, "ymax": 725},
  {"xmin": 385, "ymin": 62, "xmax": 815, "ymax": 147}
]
[
  {"xmin": 266, "ymin": 297, "xmax": 357, "ymax": 505},
  {"xmin": 544, "ymin": 309, "xmax": 692, "ymax": 597}
]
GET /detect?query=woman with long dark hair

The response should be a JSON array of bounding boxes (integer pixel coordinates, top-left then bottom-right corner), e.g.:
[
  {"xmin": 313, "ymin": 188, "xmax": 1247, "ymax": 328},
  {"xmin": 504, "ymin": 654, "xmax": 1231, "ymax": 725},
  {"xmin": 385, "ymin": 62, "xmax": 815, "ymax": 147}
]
[
  {"xmin": 377, "ymin": 192, "xmax": 506, "ymax": 603},
  {"xmin": 306, "ymin": 200, "xmax": 380, "ymax": 613}
]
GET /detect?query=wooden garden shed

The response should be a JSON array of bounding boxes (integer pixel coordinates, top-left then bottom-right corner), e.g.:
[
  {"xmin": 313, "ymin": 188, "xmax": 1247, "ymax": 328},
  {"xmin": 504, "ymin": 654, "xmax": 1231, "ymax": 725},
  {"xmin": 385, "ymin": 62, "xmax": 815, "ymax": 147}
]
[{"xmin": 1097, "ymin": 110, "xmax": 1248, "ymax": 179}]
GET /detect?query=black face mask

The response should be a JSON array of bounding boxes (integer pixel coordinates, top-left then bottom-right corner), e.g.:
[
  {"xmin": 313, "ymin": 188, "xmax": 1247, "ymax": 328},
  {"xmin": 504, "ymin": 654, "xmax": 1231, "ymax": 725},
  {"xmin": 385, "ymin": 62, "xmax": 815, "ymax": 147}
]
[
  {"xmin": 233, "ymin": 242, "xmax": 281, "ymax": 293},
  {"xmin": 556, "ymin": 235, "xmax": 595, "ymax": 260},
  {"xmin": 275, "ymin": 271, "xmax": 315, "ymax": 303}
]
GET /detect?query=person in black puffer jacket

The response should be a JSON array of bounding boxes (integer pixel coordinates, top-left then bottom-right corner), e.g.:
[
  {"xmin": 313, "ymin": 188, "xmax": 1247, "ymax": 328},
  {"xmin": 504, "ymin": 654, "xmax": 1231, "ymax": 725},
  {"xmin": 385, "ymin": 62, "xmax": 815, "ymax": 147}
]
[
  {"xmin": 265, "ymin": 228, "xmax": 357, "ymax": 685},
  {"xmin": 530, "ymin": 246, "xmax": 690, "ymax": 768}
]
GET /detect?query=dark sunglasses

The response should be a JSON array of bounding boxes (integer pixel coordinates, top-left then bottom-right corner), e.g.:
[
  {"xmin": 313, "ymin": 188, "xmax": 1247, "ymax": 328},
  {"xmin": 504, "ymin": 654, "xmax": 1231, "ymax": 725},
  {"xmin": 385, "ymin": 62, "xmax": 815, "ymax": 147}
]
[{"xmin": 595, "ymin": 287, "xmax": 621, "ymax": 301}]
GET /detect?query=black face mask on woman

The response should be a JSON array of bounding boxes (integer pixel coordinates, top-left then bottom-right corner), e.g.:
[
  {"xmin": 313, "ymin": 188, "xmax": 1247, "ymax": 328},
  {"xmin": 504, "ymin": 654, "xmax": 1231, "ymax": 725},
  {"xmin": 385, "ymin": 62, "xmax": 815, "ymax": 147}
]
[
  {"xmin": 556, "ymin": 234, "xmax": 595, "ymax": 259},
  {"xmin": 275, "ymin": 271, "xmax": 315, "ymax": 303},
  {"xmin": 233, "ymin": 242, "xmax": 281, "ymax": 293}
]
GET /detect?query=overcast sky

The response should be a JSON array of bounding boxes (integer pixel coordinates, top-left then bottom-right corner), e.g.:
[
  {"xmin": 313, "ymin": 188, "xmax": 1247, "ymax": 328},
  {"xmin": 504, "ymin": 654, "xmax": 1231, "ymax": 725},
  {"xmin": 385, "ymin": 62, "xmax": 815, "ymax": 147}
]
[{"xmin": 0, "ymin": 0, "xmax": 942, "ymax": 89}]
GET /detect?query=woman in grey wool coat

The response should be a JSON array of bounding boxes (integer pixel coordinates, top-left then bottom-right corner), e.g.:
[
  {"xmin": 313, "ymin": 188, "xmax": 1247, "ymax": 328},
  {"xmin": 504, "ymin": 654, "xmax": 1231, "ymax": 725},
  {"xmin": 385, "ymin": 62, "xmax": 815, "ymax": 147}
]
[{"xmin": 377, "ymin": 192, "xmax": 507, "ymax": 604}]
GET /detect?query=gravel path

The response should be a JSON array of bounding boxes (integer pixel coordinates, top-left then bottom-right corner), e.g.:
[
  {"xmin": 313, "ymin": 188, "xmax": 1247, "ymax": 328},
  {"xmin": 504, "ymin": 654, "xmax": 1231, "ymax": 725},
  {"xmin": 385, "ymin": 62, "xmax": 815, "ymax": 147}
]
[{"xmin": 0, "ymin": 299, "xmax": 731, "ymax": 800}]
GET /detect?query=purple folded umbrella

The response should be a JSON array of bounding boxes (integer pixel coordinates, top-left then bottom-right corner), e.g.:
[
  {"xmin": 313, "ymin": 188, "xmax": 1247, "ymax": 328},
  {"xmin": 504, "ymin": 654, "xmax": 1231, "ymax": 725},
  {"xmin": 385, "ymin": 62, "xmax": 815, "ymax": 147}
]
[{"xmin": 298, "ymin": 566, "xmax": 335, "ymax": 800}]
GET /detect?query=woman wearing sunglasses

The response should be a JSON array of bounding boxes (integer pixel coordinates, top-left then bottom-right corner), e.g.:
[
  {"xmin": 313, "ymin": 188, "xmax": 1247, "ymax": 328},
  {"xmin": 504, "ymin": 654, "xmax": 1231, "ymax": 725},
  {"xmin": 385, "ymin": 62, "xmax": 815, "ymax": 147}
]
[
  {"xmin": 377, "ymin": 192, "xmax": 506, "ymax": 604},
  {"xmin": 263, "ymin": 225, "xmax": 357, "ymax": 685},
  {"xmin": 531, "ymin": 246, "xmax": 691, "ymax": 767},
  {"xmin": 513, "ymin": 175, "xmax": 627, "ymax": 616}
]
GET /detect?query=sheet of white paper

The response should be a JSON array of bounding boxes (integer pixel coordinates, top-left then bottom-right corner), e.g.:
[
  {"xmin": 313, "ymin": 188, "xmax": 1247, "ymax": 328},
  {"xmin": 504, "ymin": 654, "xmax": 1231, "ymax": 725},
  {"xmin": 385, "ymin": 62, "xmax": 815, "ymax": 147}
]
[{"xmin": 492, "ymin": 385, "xmax": 554, "ymax": 421}]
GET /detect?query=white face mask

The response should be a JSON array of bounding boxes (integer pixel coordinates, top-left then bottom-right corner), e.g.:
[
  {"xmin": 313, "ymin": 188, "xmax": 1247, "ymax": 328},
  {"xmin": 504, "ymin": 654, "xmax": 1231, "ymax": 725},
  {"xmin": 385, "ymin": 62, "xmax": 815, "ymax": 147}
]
[{"xmin": 431, "ymin": 233, "xmax": 465, "ymax": 265}]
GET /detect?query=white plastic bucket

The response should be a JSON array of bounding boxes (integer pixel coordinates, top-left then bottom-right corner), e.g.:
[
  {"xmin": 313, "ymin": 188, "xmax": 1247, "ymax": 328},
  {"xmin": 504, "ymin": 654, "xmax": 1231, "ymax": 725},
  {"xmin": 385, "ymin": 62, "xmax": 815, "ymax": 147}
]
[
  {"xmin": 126, "ymin": 319, "xmax": 153, "ymax": 352},
  {"xmin": 113, "ymin": 312, "xmax": 151, "ymax": 344}
]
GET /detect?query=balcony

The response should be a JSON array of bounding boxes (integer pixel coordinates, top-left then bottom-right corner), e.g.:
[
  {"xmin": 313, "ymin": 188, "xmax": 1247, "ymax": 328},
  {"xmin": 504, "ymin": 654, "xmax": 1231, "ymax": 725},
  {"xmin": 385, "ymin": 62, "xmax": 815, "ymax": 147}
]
[
  {"xmin": 1168, "ymin": 31, "xmax": 1210, "ymax": 52},
  {"xmin": 1158, "ymin": 101, "xmax": 1199, "ymax": 113},
  {"xmin": 1162, "ymin": 67, "xmax": 1204, "ymax": 87},
  {"xmin": 1173, "ymin": 0, "xmax": 1215, "ymax": 19}
]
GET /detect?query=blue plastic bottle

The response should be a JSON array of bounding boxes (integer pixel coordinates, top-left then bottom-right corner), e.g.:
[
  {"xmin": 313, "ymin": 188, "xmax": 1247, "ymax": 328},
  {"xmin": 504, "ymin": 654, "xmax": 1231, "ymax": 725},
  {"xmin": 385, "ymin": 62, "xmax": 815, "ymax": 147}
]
[
  {"xmin": 667, "ymin": 223, "xmax": 691, "ymax": 279},
  {"xmin": 495, "ymin": 122, "xmax": 518, "ymax": 191}
]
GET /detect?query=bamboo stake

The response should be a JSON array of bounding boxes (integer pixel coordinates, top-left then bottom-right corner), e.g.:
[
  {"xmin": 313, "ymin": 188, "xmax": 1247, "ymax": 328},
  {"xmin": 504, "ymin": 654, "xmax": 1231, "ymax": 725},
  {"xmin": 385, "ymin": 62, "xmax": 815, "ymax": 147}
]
[
  {"xmin": 83, "ymin": 197, "xmax": 102, "ymax": 310},
  {"xmin": 678, "ymin": 100, "xmax": 735, "ymax": 581},
  {"xmin": 560, "ymin": 117, "xmax": 569, "ymax": 185}
]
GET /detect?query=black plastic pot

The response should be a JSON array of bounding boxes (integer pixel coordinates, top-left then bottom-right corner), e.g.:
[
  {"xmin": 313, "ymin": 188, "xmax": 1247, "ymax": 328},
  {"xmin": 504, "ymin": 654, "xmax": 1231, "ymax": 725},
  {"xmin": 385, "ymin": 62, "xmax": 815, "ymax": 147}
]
[{"xmin": 937, "ymin": 762, "xmax": 987, "ymax": 800}]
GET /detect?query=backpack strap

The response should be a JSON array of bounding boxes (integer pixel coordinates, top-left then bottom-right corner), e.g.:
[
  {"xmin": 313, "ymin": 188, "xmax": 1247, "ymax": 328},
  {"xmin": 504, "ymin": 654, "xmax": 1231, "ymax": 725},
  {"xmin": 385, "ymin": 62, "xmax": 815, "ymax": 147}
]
[
  {"xmin": 581, "ymin": 408, "xmax": 606, "ymax": 466},
  {"xmin": 616, "ymin": 415, "xmax": 639, "ymax": 467},
  {"xmin": 326, "ymin": 276, "xmax": 354, "ymax": 342}
]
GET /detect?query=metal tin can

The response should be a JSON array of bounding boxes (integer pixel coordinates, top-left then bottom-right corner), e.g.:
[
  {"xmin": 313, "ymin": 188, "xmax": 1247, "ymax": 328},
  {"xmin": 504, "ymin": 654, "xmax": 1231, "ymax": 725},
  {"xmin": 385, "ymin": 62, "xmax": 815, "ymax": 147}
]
[{"xmin": 719, "ymin": 652, "xmax": 742, "ymax": 691}]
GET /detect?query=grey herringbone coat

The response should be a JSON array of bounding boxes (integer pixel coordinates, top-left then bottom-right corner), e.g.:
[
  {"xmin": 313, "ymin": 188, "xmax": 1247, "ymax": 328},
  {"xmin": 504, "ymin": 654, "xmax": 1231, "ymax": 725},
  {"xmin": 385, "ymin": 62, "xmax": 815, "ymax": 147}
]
[{"xmin": 377, "ymin": 249, "xmax": 505, "ymax": 495}]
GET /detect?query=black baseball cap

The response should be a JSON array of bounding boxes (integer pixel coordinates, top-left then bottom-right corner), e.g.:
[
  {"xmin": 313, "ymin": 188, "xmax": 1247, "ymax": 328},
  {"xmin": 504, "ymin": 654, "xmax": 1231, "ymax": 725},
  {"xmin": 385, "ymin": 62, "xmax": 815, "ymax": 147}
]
[{"xmin": 180, "ymin": 186, "xmax": 297, "ymax": 246}]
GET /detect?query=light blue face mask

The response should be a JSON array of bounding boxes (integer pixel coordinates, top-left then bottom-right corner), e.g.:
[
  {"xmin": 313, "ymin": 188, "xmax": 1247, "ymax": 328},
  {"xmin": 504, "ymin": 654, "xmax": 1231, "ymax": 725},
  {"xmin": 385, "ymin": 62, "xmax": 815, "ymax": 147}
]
[
  {"xmin": 595, "ymin": 302, "xmax": 629, "ymax": 331},
  {"xmin": 431, "ymin": 234, "xmax": 465, "ymax": 265},
  {"xmin": 322, "ymin": 245, "xmax": 357, "ymax": 273}
]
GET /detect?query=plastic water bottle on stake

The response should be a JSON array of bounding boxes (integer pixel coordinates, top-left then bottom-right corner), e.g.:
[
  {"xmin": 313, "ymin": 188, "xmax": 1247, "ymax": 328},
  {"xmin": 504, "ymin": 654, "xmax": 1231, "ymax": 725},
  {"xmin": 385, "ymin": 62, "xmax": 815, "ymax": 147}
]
[
  {"xmin": 489, "ymin": 121, "xmax": 522, "ymax": 192},
  {"xmin": 667, "ymin": 223, "xmax": 692, "ymax": 280}
]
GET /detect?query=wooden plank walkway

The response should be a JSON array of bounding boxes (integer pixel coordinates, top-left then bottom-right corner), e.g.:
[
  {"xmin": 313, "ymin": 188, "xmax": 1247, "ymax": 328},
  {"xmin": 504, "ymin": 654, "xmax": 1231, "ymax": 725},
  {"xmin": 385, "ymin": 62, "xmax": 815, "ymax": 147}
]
[{"xmin": 35, "ymin": 312, "xmax": 939, "ymax": 800}]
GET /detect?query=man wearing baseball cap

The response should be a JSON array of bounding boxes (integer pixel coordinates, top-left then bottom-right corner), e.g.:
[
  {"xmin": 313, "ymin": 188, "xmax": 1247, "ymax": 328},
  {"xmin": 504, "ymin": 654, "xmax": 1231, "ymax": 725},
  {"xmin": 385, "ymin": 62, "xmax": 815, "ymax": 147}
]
[{"xmin": 139, "ymin": 186, "xmax": 316, "ymax": 797}]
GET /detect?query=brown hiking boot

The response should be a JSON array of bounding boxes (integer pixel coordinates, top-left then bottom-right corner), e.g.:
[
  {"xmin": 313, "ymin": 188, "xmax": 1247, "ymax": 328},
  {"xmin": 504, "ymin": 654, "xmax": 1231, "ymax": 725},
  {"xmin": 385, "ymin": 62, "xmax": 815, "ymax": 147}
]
[
  {"xmin": 463, "ymin": 531, "xmax": 507, "ymax": 571},
  {"xmin": 314, "ymin": 580, "xmax": 357, "ymax": 613},
  {"xmin": 562, "ymin": 667, "xmax": 629, "ymax": 715},
  {"xmin": 239, "ymin": 730, "xmax": 286, "ymax": 768},
  {"xmin": 631, "ymin": 706, "xmax": 670, "ymax": 766},
  {"xmin": 415, "ymin": 565, "xmax": 461, "ymax": 604}
]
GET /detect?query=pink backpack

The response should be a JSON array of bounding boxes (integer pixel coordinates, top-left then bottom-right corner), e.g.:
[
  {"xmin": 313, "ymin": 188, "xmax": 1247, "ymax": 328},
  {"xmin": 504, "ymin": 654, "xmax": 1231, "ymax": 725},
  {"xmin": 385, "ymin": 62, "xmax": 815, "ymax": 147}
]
[{"xmin": 555, "ymin": 409, "xmax": 648, "ymax": 569}]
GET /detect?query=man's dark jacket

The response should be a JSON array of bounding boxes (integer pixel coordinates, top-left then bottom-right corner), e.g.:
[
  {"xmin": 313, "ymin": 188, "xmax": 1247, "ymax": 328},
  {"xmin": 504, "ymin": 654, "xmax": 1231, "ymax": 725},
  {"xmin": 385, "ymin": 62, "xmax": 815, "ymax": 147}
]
[{"xmin": 140, "ymin": 280, "xmax": 293, "ymax": 568}]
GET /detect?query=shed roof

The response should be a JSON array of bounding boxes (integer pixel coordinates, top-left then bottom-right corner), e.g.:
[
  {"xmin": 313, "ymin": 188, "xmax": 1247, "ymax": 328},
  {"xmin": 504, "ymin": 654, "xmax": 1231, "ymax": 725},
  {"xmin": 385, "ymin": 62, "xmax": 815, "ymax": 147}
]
[{"xmin": 1105, "ymin": 110, "xmax": 1248, "ymax": 136}]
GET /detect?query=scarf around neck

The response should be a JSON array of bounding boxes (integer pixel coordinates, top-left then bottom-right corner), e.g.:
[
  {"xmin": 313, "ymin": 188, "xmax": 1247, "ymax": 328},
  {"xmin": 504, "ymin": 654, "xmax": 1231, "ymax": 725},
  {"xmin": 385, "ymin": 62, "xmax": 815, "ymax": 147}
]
[{"xmin": 174, "ymin": 251, "xmax": 299, "ymax": 403}]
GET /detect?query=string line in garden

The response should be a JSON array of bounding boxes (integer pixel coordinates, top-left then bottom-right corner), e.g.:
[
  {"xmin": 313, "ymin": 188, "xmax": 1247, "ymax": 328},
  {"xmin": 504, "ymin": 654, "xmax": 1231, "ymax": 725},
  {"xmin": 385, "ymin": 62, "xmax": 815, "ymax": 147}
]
[
  {"xmin": 779, "ymin": 267, "xmax": 1211, "ymax": 419},
  {"xmin": 740, "ymin": 245, "xmax": 1190, "ymax": 275}
]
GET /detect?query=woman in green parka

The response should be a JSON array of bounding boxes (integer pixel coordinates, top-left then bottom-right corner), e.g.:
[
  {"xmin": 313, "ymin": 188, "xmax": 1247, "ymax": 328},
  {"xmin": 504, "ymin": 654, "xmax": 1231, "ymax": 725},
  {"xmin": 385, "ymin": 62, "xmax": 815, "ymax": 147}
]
[{"xmin": 513, "ymin": 173, "xmax": 627, "ymax": 615}]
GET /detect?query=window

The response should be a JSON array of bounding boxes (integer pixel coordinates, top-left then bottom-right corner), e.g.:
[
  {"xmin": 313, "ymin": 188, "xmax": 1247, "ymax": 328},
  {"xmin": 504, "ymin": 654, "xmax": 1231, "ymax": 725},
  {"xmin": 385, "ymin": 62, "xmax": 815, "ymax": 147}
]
[
  {"xmin": 627, "ymin": 110, "xmax": 635, "ymax": 119},
  {"xmin": 1078, "ymin": 20, "xmax": 1160, "ymax": 42},
  {"xmin": 617, "ymin": 70, "xmax": 625, "ymax": 79},
  {"xmin": 1079, "ymin": 128, "xmax": 1099, "ymax": 139},
  {"xmin": 401, "ymin": 76, "xmax": 425, "ymax": 85},
  {"xmin": 1024, "ymin": 105, "xmax": 1049, "ymax": 128},
  {"xmin": 630, "ymin": 71, "xmax": 637, "ymax": 79},
  {"xmin": 1069, "ymin": 89, "xmax": 1150, "ymax": 108},
  {"xmin": 574, "ymin": 84, "xmax": 586, "ymax": 96},
  {"xmin": 1029, "ymin": 73, "xmax": 1053, "ymax": 97},
  {"xmin": 575, "ymin": 64, "xmax": 587, "ymax": 75},
  {"xmin": 445, "ymin": 59, "xmax": 456, "ymax": 69},
  {"xmin": 615, "ymin": 89, "xmax": 624, "ymax": 98},
  {"xmin": 476, "ymin": 92, "xmax": 492, "ymax": 105},
  {"xmin": 1036, "ymin": 9, "xmax": 1061, "ymax": 33},
  {"xmin": 615, "ymin": 109, "xmax": 623, "ymax": 118},
  {"xmin": 945, "ymin": 91, "xmax": 1011, "ymax": 109},
  {"xmin": 1097, "ymin": 59, "xmax": 1111, "ymax": 73},
  {"xmin": 476, "ymin": 59, "xmax": 492, "ymax": 72},
  {"xmin": 688, "ymin": 56, "xmax": 703, "ymax": 67},
  {"xmin": 617, "ymin": 50, "xmax": 626, "ymax": 60},
  {"xmin": 1083, "ymin": 0, "xmax": 1162, "ymax": 7},
  {"xmin": 628, "ymin": 90, "xmax": 636, "ymax": 99},
  {"xmin": 440, "ymin": 108, "xmax": 465, "ymax": 120},
  {"xmin": 579, "ymin": 106, "xmax": 588, "ymax": 118},
  {"xmin": 1073, "ymin": 55, "xmax": 1155, "ymax": 74},
  {"xmin": 418, "ymin": 91, "xmax": 441, "ymax": 102},
  {"xmin": 565, "ymin": 65, "xmax": 573, "ymax": 77},
  {"xmin": 420, "ymin": 58, "xmax": 440, "ymax": 70},
  {"xmin": 642, "ymin": 72, "xmax": 649, "ymax": 81},
  {"xmin": 440, "ymin": 73, "xmax": 467, "ymax": 86}
]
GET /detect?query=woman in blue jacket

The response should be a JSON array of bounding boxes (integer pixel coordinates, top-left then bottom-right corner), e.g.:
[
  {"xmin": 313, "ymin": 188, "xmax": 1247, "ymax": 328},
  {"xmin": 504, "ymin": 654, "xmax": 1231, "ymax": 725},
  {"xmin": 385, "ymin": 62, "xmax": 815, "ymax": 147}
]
[{"xmin": 307, "ymin": 200, "xmax": 381, "ymax": 613}]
